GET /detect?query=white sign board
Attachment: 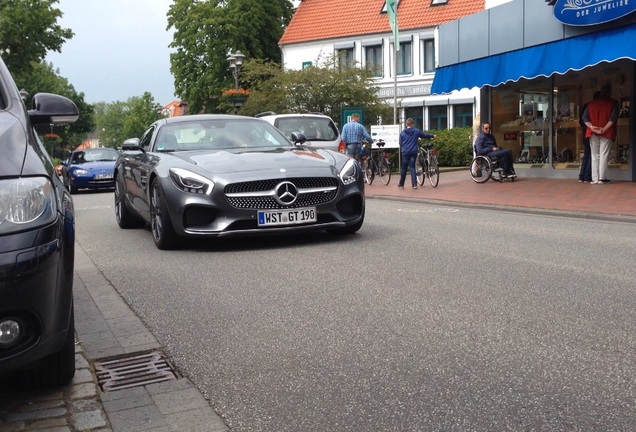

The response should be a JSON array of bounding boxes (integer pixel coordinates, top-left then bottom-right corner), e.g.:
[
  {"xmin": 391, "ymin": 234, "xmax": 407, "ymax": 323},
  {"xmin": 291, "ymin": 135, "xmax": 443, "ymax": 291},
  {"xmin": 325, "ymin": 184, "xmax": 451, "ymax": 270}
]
[{"xmin": 370, "ymin": 125, "xmax": 401, "ymax": 149}]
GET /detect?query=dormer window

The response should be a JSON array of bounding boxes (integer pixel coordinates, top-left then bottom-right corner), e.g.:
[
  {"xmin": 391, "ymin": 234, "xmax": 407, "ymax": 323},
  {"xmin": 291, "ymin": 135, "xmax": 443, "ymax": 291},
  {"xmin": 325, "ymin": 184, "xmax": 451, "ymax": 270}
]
[
  {"xmin": 431, "ymin": 0, "xmax": 448, "ymax": 5},
  {"xmin": 381, "ymin": 0, "xmax": 401, "ymax": 13}
]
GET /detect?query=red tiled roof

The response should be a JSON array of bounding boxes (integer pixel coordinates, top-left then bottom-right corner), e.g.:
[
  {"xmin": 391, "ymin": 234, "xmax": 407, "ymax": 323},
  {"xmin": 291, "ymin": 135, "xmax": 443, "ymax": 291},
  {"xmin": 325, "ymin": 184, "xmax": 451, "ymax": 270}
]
[{"xmin": 280, "ymin": 0, "xmax": 485, "ymax": 45}]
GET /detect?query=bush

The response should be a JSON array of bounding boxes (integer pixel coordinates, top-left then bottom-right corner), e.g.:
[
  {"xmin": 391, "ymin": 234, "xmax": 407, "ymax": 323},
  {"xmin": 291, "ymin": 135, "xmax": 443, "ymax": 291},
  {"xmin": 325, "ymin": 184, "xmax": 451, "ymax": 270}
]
[{"xmin": 421, "ymin": 127, "xmax": 473, "ymax": 167}]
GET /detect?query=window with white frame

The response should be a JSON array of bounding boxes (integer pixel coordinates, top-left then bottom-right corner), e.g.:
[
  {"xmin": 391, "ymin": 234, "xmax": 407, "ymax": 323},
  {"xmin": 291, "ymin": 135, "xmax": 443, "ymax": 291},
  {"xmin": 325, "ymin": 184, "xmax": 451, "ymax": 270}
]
[
  {"xmin": 336, "ymin": 48, "xmax": 354, "ymax": 70},
  {"xmin": 428, "ymin": 105, "xmax": 448, "ymax": 130},
  {"xmin": 365, "ymin": 44, "xmax": 383, "ymax": 77},
  {"xmin": 396, "ymin": 41, "xmax": 412, "ymax": 75},
  {"xmin": 453, "ymin": 104, "xmax": 473, "ymax": 128},
  {"xmin": 431, "ymin": 0, "xmax": 448, "ymax": 5},
  {"xmin": 422, "ymin": 38, "xmax": 435, "ymax": 73}
]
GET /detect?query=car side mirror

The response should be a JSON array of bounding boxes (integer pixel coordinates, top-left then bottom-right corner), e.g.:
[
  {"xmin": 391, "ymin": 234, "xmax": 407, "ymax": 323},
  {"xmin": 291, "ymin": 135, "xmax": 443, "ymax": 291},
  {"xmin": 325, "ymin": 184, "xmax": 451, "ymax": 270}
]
[
  {"xmin": 121, "ymin": 138, "xmax": 143, "ymax": 152},
  {"xmin": 28, "ymin": 93, "xmax": 79, "ymax": 126},
  {"xmin": 290, "ymin": 132, "xmax": 307, "ymax": 145}
]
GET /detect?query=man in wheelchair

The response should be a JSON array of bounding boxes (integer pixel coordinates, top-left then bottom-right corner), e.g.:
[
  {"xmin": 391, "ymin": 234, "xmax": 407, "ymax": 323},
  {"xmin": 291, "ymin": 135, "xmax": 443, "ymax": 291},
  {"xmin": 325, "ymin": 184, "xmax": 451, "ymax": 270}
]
[{"xmin": 475, "ymin": 121, "xmax": 516, "ymax": 178}]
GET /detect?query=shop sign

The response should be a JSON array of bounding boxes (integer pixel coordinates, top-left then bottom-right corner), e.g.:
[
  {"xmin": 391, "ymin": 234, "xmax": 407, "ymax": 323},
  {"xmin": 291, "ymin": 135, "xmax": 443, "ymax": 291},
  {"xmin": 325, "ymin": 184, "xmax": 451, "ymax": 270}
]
[
  {"xmin": 553, "ymin": 0, "xmax": 636, "ymax": 26},
  {"xmin": 378, "ymin": 84, "xmax": 431, "ymax": 99}
]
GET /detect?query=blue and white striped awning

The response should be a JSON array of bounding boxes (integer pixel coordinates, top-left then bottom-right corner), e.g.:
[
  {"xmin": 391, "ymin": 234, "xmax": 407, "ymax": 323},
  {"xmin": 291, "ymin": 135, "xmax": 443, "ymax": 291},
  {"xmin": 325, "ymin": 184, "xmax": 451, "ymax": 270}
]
[{"xmin": 431, "ymin": 23, "xmax": 636, "ymax": 94}]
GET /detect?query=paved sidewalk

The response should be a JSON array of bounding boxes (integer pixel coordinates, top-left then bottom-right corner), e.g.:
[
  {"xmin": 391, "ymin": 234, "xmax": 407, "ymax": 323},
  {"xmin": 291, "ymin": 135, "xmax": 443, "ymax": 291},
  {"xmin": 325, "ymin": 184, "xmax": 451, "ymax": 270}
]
[
  {"xmin": 365, "ymin": 168, "xmax": 636, "ymax": 222},
  {"xmin": 0, "ymin": 244, "xmax": 228, "ymax": 432}
]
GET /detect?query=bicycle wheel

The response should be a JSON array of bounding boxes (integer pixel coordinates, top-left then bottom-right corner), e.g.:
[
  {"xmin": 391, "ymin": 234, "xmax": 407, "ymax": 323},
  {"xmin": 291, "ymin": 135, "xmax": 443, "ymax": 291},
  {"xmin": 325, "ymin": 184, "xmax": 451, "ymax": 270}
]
[
  {"xmin": 428, "ymin": 155, "xmax": 440, "ymax": 188},
  {"xmin": 470, "ymin": 155, "xmax": 492, "ymax": 183},
  {"xmin": 364, "ymin": 158, "xmax": 374, "ymax": 185},
  {"xmin": 378, "ymin": 156, "xmax": 391, "ymax": 185},
  {"xmin": 415, "ymin": 152, "xmax": 425, "ymax": 186}
]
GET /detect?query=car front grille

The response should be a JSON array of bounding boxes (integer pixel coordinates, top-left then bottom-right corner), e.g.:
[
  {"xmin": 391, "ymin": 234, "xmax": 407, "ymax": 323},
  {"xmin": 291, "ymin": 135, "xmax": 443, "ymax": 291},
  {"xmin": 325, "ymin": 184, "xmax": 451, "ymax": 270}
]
[{"xmin": 225, "ymin": 177, "xmax": 339, "ymax": 210}]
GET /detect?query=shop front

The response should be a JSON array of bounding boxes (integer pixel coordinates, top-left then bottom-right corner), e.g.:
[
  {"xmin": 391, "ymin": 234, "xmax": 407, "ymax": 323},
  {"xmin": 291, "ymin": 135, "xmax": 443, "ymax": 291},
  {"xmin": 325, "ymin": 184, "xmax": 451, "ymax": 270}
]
[{"xmin": 432, "ymin": 0, "xmax": 636, "ymax": 180}]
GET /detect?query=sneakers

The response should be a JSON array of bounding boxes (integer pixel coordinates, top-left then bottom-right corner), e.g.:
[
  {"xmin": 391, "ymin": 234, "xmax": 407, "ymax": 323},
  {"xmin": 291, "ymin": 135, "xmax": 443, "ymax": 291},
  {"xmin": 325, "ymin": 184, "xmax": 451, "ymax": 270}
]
[
  {"xmin": 590, "ymin": 181, "xmax": 599, "ymax": 184},
  {"xmin": 412, "ymin": 185, "xmax": 418, "ymax": 189},
  {"xmin": 599, "ymin": 179, "xmax": 612, "ymax": 184},
  {"xmin": 398, "ymin": 185, "xmax": 404, "ymax": 189}
]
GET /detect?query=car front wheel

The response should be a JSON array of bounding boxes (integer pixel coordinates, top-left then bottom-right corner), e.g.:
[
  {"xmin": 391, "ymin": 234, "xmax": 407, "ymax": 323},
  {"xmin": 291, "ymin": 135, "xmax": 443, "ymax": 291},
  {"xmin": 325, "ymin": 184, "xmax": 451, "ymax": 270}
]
[{"xmin": 150, "ymin": 178, "xmax": 178, "ymax": 250}]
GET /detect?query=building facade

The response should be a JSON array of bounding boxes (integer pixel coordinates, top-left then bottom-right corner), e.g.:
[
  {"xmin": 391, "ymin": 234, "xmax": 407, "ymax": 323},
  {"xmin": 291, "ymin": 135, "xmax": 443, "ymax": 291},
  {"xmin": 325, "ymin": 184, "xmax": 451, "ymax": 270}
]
[
  {"xmin": 433, "ymin": 0, "xmax": 636, "ymax": 180},
  {"xmin": 279, "ymin": 0, "xmax": 486, "ymax": 131}
]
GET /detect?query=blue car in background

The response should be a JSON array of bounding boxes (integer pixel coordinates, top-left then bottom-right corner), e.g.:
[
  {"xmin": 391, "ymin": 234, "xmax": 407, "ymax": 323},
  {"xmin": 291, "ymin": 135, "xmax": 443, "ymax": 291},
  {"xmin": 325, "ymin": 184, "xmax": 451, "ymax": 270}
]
[{"xmin": 61, "ymin": 147, "xmax": 119, "ymax": 194}]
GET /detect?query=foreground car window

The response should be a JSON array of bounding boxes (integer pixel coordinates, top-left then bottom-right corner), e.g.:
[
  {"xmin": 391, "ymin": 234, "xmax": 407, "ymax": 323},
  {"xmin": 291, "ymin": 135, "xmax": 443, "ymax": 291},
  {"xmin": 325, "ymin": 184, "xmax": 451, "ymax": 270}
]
[{"xmin": 155, "ymin": 119, "xmax": 290, "ymax": 151}]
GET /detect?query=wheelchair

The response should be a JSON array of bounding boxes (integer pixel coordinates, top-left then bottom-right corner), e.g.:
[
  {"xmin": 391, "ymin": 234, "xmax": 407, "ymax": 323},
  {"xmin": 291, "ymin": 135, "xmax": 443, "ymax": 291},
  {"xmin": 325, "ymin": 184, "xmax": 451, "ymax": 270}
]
[{"xmin": 470, "ymin": 145, "xmax": 515, "ymax": 183}]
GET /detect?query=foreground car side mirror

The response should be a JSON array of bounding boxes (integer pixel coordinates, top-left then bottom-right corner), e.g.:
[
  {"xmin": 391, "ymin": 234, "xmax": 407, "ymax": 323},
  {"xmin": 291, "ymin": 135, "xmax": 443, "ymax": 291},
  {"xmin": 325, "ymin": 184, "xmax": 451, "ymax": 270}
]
[{"xmin": 28, "ymin": 93, "xmax": 79, "ymax": 125}]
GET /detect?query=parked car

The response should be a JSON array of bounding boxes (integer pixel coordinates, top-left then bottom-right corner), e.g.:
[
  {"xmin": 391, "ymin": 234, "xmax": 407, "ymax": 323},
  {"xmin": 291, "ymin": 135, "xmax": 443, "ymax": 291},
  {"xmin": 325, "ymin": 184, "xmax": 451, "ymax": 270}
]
[
  {"xmin": 0, "ymin": 55, "xmax": 79, "ymax": 387},
  {"xmin": 256, "ymin": 112, "xmax": 346, "ymax": 153},
  {"xmin": 114, "ymin": 114, "xmax": 364, "ymax": 250},
  {"xmin": 61, "ymin": 147, "xmax": 119, "ymax": 194}
]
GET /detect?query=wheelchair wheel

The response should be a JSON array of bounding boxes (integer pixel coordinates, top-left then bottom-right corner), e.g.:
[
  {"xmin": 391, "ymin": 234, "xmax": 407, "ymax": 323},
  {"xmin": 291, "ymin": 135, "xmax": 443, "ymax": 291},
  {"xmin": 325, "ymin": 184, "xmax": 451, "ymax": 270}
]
[
  {"xmin": 428, "ymin": 156, "xmax": 439, "ymax": 188},
  {"xmin": 470, "ymin": 156, "xmax": 492, "ymax": 183},
  {"xmin": 415, "ymin": 155, "xmax": 426, "ymax": 186}
]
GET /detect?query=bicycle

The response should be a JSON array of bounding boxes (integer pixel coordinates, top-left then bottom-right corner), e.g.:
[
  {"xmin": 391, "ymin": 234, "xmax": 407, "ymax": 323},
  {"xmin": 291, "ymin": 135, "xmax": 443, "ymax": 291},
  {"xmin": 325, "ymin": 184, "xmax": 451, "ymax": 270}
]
[
  {"xmin": 415, "ymin": 141, "xmax": 439, "ymax": 187},
  {"xmin": 361, "ymin": 139, "xmax": 392, "ymax": 185}
]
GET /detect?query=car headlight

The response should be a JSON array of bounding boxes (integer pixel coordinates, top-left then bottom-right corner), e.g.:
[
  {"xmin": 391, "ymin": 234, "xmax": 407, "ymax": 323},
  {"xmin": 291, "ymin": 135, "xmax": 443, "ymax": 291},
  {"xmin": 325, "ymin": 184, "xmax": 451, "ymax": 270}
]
[
  {"xmin": 0, "ymin": 177, "xmax": 57, "ymax": 234},
  {"xmin": 71, "ymin": 168, "xmax": 89, "ymax": 176},
  {"xmin": 169, "ymin": 168, "xmax": 215, "ymax": 195},
  {"xmin": 339, "ymin": 158, "xmax": 359, "ymax": 185}
]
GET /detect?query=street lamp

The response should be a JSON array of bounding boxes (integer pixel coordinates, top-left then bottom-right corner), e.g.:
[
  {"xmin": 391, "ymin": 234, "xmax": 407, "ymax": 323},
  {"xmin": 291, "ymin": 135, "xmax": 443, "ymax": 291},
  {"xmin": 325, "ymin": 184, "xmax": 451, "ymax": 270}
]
[{"xmin": 226, "ymin": 50, "xmax": 245, "ymax": 89}]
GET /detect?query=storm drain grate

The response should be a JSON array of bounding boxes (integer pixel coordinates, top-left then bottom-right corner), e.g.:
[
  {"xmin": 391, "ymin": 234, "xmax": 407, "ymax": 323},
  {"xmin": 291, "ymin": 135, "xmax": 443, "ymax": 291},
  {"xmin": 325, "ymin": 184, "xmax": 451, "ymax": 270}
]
[{"xmin": 94, "ymin": 351, "xmax": 178, "ymax": 392}]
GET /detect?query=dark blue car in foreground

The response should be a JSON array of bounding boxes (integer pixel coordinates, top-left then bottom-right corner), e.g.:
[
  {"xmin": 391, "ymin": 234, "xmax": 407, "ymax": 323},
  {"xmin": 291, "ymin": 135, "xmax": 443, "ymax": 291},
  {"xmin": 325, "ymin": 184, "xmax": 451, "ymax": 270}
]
[
  {"xmin": 61, "ymin": 147, "xmax": 119, "ymax": 194},
  {"xmin": 0, "ymin": 55, "xmax": 79, "ymax": 387}
]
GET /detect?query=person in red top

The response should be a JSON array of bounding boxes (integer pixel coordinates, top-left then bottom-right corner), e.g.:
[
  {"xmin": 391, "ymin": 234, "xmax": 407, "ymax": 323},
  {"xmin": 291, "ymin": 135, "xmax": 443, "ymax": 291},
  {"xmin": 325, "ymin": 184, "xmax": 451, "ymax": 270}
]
[{"xmin": 582, "ymin": 84, "xmax": 619, "ymax": 184}]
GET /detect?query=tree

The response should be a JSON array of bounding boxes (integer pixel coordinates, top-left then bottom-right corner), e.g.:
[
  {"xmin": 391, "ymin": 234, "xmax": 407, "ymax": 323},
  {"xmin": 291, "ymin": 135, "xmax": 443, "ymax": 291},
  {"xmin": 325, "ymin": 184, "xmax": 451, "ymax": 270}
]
[
  {"xmin": 94, "ymin": 94, "xmax": 164, "ymax": 149},
  {"xmin": 167, "ymin": 0, "xmax": 294, "ymax": 114},
  {"xmin": 0, "ymin": 0, "xmax": 73, "ymax": 81},
  {"xmin": 240, "ymin": 55, "xmax": 392, "ymax": 128}
]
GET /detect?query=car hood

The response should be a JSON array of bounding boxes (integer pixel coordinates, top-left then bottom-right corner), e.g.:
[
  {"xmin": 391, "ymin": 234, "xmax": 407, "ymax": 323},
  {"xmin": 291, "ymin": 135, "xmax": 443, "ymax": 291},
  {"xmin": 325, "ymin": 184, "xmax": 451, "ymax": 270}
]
[
  {"xmin": 173, "ymin": 147, "xmax": 338, "ymax": 174},
  {"xmin": 70, "ymin": 161, "xmax": 115, "ymax": 171}
]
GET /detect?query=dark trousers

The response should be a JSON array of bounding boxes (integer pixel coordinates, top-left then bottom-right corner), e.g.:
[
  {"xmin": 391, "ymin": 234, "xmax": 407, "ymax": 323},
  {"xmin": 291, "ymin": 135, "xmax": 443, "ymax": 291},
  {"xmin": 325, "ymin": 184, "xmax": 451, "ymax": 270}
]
[
  {"xmin": 488, "ymin": 148, "xmax": 514, "ymax": 174},
  {"xmin": 579, "ymin": 137, "xmax": 592, "ymax": 182},
  {"xmin": 399, "ymin": 153, "xmax": 418, "ymax": 187}
]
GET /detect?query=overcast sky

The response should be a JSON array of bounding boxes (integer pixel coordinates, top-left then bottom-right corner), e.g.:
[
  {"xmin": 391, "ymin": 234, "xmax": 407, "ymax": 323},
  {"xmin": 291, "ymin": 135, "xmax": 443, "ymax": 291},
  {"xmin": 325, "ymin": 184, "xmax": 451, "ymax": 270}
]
[{"xmin": 46, "ymin": 0, "xmax": 177, "ymax": 107}]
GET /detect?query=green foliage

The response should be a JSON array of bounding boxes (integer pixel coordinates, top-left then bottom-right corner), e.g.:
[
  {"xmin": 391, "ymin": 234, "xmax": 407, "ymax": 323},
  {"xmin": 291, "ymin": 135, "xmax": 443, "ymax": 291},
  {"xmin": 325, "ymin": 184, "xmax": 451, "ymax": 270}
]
[
  {"xmin": 421, "ymin": 127, "xmax": 473, "ymax": 167},
  {"xmin": 0, "ymin": 0, "xmax": 73, "ymax": 80},
  {"xmin": 94, "ymin": 93, "xmax": 163, "ymax": 149},
  {"xmin": 240, "ymin": 55, "xmax": 392, "ymax": 129},
  {"xmin": 167, "ymin": 0, "xmax": 294, "ymax": 114}
]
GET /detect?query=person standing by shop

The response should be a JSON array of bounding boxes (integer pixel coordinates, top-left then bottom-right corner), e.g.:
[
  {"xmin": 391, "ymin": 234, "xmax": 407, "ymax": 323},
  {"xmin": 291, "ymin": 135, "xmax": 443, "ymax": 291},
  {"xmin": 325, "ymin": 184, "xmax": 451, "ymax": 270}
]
[
  {"xmin": 341, "ymin": 113, "xmax": 373, "ymax": 161},
  {"xmin": 578, "ymin": 91, "xmax": 600, "ymax": 183},
  {"xmin": 398, "ymin": 118, "xmax": 436, "ymax": 189},
  {"xmin": 475, "ymin": 121, "xmax": 516, "ymax": 177},
  {"xmin": 582, "ymin": 84, "xmax": 619, "ymax": 184}
]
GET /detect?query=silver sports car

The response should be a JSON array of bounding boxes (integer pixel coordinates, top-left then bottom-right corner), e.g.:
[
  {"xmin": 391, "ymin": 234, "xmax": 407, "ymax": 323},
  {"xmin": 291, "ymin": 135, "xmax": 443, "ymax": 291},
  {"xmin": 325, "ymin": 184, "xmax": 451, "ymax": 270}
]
[{"xmin": 114, "ymin": 115, "xmax": 365, "ymax": 250}]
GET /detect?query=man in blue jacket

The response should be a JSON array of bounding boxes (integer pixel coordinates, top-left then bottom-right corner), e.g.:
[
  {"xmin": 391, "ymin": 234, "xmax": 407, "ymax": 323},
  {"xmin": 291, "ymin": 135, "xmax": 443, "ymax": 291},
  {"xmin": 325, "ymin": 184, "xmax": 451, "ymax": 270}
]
[
  {"xmin": 475, "ymin": 121, "xmax": 516, "ymax": 178},
  {"xmin": 398, "ymin": 118, "xmax": 436, "ymax": 189}
]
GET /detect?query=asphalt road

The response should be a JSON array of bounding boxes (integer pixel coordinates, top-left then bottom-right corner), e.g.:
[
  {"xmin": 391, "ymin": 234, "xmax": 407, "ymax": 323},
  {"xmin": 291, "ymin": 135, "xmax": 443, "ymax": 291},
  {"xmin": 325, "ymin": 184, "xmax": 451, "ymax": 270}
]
[{"xmin": 74, "ymin": 190, "xmax": 636, "ymax": 432}]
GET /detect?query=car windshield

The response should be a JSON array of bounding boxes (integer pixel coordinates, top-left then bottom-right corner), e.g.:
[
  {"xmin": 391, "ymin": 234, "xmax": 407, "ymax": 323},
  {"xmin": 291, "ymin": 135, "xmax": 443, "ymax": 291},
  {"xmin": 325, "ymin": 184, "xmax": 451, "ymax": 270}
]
[
  {"xmin": 71, "ymin": 148, "xmax": 119, "ymax": 164},
  {"xmin": 154, "ymin": 119, "xmax": 291, "ymax": 152},
  {"xmin": 275, "ymin": 117, "xmax": 338, "ymax": 141}
]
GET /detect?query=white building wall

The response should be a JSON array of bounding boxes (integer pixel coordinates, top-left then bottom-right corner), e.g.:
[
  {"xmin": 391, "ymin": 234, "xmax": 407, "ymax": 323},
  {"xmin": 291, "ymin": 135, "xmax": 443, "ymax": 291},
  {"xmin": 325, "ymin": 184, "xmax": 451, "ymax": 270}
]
[{"xmin": 281, "ymin": 31, "xmax": 480, "ymax": 130}]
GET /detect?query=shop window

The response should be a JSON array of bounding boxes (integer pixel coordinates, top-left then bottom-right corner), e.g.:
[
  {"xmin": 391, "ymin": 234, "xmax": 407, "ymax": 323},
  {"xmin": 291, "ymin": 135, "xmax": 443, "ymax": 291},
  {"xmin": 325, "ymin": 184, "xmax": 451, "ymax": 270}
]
[
  {"xmin": 428, "ymin": 105, "xmax": 447, "ymax": 130},
  {"xmin": 453, "ymin": 104, "xmax": 473, "ymax": 128},
  {"xmin": 396, "ymin": 41, "xmax": 412, "ymax": 75},
  {"xmin": 405, "ymin": 107, "xmax": 423, "ymax": 130},
  {"xmin": 422, "ymin": 39, "xmax": 435, "ymax": 73},
  {"xmin": 337, "ymin": 48, "xmax": 354, "ymax": 70},
  {"xmin": 365, "ymin": 45, "xmax": 383, "ymax": 77}
]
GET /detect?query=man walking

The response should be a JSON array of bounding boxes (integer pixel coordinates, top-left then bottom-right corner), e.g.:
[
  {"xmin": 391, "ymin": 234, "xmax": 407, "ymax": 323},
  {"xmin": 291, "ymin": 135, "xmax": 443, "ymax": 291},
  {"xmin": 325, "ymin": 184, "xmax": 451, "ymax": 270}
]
[
  {"xmin": 341, "ymin": 113, "xmax": 373, "ymax": 161},
  {"xmin": 582, "ymin": 84, "xmax": 618, "ymax": 184},
  {"xmin": 398, "ymin": 118, "xmax": 436, "ymax": 189}
]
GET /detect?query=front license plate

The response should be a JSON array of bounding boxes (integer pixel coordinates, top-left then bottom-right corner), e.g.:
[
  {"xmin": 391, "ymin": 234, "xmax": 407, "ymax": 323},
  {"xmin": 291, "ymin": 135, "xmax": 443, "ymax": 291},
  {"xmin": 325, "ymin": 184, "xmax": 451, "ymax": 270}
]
[
  {"xmin": 95, "ymin": 173, "xmax": 113, "ymax": 179},
  {"xmin": 257, "ymin": 207, "xmax": 317, "ymax": 226}
]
